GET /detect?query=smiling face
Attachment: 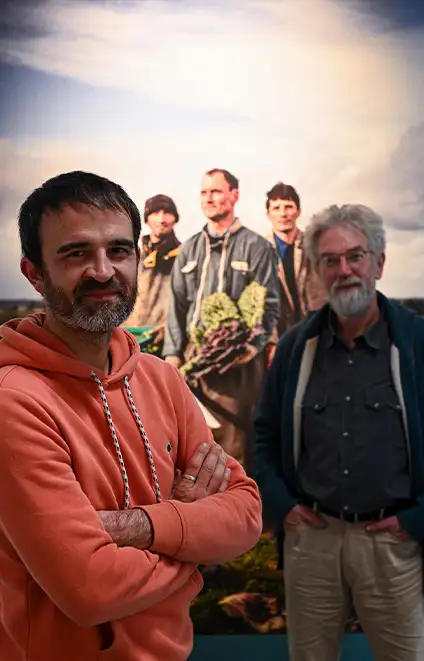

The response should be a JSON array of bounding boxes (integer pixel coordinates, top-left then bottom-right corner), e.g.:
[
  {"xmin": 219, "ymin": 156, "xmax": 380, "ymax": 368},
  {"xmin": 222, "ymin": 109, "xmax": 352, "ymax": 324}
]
[
  {"xmin": 21, "ymin": 203, "xmax": 139, "ymax": 333},
  {"xmin": 316, "ymin": 223, "xmax": 385, "ymax": 318}
]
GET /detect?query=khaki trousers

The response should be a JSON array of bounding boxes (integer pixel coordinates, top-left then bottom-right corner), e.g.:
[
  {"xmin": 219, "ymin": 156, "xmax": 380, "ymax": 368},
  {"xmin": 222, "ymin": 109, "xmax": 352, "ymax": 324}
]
[{"xmin": 284, "ymin": 514, "xmax": 424, "ymax": 661}]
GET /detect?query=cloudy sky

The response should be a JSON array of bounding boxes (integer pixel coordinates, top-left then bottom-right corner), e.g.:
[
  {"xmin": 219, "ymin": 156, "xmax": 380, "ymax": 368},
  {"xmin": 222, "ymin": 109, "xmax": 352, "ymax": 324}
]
[{"xmin": 0, "ymin": 0, "xmax": 423, "ymax": 298}]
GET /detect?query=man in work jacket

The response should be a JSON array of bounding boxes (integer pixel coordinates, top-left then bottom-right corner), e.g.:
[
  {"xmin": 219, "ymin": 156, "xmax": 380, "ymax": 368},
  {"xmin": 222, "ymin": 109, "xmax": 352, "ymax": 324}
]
[
  {"xmin": 254, "ymin": 203, "xmax": 424, "ymax": 661},
  {"xmin": 124, "ymin": 194, "xmax": 180, "ymax": 334},
  {"xmin": 265, "ymin": 181, "xmax": 326, "ymax": 340},
  {"xmin": 163, "ymin": 168, "xmax": 279, "ymax": 472}
]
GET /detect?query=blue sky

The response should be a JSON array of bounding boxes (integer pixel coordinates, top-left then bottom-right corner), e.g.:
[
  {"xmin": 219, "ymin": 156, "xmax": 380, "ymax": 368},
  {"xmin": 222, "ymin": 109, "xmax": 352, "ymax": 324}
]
[{"xmin": 0, "ymin": 0, "xmax": 424, "ymax": 297}]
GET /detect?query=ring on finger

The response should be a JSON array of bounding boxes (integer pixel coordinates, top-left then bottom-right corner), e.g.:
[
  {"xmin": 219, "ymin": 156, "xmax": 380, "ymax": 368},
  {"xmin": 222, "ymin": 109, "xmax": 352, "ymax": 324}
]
[{"xmin": 183, "ymin": 473, "xmax": 196, "ymax": 482}]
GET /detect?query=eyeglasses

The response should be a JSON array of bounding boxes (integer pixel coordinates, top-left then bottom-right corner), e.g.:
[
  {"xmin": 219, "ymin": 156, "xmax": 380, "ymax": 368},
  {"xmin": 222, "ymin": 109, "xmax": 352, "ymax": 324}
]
[{"xmin": 318, "ymin": 249, "xmax": 372, "ymax": 270}]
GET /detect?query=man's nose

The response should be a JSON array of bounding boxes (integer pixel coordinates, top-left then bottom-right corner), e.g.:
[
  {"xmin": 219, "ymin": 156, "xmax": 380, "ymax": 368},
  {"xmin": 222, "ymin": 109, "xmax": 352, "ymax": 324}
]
[
  {"xmin": 85, "ymin": 252, "xmax": 115, "ymax": 282},
  {"xmin": 337, "ymin": 256, "xmax": 353, "ymax": 277}
]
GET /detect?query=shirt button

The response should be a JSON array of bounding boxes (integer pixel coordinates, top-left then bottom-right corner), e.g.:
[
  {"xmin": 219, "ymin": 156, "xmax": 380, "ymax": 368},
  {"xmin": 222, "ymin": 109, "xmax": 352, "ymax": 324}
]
[
  {"xmin": 343, "ymin": 469, "xmax": 350, "ymax": 475},
  {"xmin": 374, "ymin": 402, "xmax": 380, "ymax": 409},
  {"xmin": 314, "ymin": 404, "xmax": 320, "ymax": 410},
  {"xmin": 345, "ymin": 395, "xmax": 351, "ymax": 402},
  {"xmin": 348, "ymin": 359, "xmax": 353, "ymax": 365},
  {"xmin": 343, "ymin": 505, "xmax": 349, "ymax": 511},
  {"xmin": 342, "ymin": 431, "xmax": 349, "ymax": 437}
]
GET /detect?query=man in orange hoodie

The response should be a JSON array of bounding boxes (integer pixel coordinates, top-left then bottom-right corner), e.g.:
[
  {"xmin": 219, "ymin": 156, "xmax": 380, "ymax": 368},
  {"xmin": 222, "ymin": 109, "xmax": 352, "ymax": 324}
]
[{"xmin": 0, "ymin": 171, "xmax": 263, "ymax": 661}]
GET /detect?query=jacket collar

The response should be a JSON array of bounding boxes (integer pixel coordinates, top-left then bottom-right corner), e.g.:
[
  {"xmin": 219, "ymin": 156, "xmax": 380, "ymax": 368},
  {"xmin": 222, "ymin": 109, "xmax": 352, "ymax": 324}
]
[
  {"xmin": 142, "ymin": 231, "xmax": 180, "ymax": 268},
  {"xmin": 300, "ymin": 292, "xmax": 416, "ymax": 348},
  {"xmin": 267, "ymin": 228, "xmax": 303, "ymax": 250}
]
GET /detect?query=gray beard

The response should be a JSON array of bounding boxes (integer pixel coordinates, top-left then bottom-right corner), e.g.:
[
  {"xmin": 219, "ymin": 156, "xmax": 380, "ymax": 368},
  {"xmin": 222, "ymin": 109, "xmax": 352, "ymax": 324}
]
[
  {"xmin": 329, "ymin": 280, "xmax": 375, "ymax": 318},
  {"xmin": 50, "ymin": 298, "xmax": 135, "ymax": 333},
  {"xmin": 42, "ymin": 275, "xmax": 138, "ymax": 334}
]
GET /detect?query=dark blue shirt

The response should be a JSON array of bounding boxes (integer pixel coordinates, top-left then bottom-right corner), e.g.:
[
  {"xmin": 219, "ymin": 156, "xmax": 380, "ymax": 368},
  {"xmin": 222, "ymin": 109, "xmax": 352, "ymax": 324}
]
[
  {"xmin": 273, "ymin": 233, "xmax": 289, "ymax": 261},
  {"xmin": 297, "ymin": 311, "xmax": 411, "ymax": 513}
]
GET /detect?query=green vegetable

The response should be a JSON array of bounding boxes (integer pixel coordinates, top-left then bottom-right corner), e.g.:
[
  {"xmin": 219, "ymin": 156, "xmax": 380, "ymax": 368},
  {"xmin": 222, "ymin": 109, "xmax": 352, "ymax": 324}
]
[
  {"xmin": 180, "ymin": 283, "xmax": 267, "ymax": 379},
  {"xmin": 238, "ymin": 282, "xmax": 267, "ymax": 329},
  {"xmin": 189, "ymin": 324, "xmax": 206, "ymax": 348},
  {"xmin": 200, "ymin": 292, "xmax": 240, "ymax": 330}
]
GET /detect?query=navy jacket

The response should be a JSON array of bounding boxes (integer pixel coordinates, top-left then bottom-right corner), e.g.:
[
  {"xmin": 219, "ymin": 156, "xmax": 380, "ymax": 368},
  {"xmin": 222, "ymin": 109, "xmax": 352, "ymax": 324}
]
[{"xmin": 254, "ymin": 293, "xmax": 424, "ymax": 564}]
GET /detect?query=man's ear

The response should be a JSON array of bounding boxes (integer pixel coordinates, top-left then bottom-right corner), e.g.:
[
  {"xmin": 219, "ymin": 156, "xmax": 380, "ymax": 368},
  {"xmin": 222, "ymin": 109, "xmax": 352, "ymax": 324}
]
[
  {"xmin": 20, "ymin": 257, "xmax": 45, "ymax": 295},
  {"xmin": 376, "ymin": 252, "xmax": 385, "ymax": 280}
]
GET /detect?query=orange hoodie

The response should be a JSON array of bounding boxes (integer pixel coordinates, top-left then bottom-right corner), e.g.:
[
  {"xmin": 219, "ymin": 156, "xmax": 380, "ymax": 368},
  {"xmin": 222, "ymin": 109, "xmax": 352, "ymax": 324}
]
[{"xmin": 0, "ymin": 314, "xmax": 262, "ymax": 661}]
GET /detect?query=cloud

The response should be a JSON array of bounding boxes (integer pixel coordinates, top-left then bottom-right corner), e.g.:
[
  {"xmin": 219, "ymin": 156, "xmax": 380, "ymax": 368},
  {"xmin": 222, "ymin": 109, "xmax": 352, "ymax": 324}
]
[
  {"xmin": 2, "ymin": 118, "xmax": 424, "ymax": 299},
  {"xmin": 302, "ymin": 120, "xmax": 424, "ymax": 297},
  {"xmin": 385, "ymin": 123, "xmax": 424, "ymax": 227},
  {"xmin": 381, "ymin": 233, "xmax": 424, "ymax": 297},
  {"xmin": 1, "ymin": 0, "xmax": 424, "ymax": 297},
  {"xmin": 0, "ymin": 0, "xmax": 418, "ymax": 130},
  {"xmin": 343, "ymin": 0, "xmax": 424, "ymax": 32},
  {"xmin": 1, "ymin": 0, "xmax": 422, "ymax": 193},
  {"xmin": 347, "ymin": 122, "xmax": 424, "ymax": 233}
]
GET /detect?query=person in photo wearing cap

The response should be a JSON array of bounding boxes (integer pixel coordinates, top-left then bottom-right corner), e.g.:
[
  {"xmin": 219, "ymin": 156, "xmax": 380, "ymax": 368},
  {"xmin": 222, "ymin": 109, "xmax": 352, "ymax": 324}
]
[{"xmin": 124, "ymin": 194, "xmax": 181, "ymax": 332}]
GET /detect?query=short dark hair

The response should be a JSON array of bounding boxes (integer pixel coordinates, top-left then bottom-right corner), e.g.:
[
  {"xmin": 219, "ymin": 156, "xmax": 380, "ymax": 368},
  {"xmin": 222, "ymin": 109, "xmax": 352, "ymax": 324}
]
[
  {"xmin": 205, "ymin": 168, "xmax": 239, "ymax": 190},
  {"xmin": 144, "ymin": 194, "xmax": 179, "ymax": 223},
  {"xmin": 266, "ymin": 182, "xmax": 300, "ymax": 211},
  {"xmin": 19, "ymin": 170, "xmax": 142, "ymax": 269}
]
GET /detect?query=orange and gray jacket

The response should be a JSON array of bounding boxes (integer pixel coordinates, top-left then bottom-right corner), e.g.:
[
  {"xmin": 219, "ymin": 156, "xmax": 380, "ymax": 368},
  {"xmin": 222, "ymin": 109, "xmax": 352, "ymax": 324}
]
[
  {"xmin": 163, "ymin": 223, "xmax": 280, "ymax": 360},
  {"xmin": 125, "ymin": 232, "xmax": 180, "ymax": 328}
]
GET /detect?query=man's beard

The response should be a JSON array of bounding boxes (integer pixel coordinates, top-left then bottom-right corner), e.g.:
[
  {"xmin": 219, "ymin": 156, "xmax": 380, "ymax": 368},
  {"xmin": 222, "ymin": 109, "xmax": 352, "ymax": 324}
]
[
  {"xmin": 328, "ymin": 276, "xmax": 375, "ymax": 318},
  {"xmin": 42, "ymin": 272, "xmax": 138, "ymax": 333}
]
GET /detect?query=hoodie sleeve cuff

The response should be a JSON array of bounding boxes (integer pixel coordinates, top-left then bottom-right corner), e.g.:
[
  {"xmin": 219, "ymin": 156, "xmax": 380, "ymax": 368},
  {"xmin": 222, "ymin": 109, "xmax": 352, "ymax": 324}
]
[{"xmin": 141, "ymin": 501, "xmax": 184, "ymax": 557}]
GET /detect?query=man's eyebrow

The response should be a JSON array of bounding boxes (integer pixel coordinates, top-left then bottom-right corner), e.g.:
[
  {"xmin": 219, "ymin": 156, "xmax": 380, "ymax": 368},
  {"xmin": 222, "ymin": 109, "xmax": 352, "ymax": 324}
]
[
  {"xmin": 319, "ymin": 245, "xmax": 364, "ymax": 257},
  {"xmin": 56, "ymin": 241, "xmax": 90, "ymax": 255},
  {"xmin": 109, "ymin": 239, "xmax": 135, "ymax": 250},
  {"xmin": 56, "ymin": 238, "xmax": 135, "ymax": 255}
]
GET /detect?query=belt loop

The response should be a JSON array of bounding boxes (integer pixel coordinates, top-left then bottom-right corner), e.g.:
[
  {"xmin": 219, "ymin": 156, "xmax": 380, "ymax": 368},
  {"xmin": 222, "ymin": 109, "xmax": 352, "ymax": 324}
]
[
  {"xmin": 312, "ymin": 501, "xmax": 319, "ymax": 514},
  {"xmin": 354, "ymin": 512, "xmax": 359, "ymax": 524},
  {"xmin": 379, "ymin": 508, "xmax": 385, "ymax": 521}
]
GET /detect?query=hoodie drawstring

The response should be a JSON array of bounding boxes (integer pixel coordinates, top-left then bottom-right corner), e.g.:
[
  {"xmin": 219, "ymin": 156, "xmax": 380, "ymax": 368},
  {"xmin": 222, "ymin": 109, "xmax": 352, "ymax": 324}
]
[
  {"xmin": 123, "ymin": 376, "xmax": 162, "ymax": 503},
  {"xmin": 91, "ymin": 372, "xmax": 162, "ymax": 509}
]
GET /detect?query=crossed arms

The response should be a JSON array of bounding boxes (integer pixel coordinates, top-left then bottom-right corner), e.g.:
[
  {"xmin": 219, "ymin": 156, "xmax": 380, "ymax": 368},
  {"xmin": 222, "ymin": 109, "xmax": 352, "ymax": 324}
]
[
  {"xmin": 98, "ymin": 441, "xmax": 233, "ymax": 552},
  {"xmin": 0, "ymin": 374, "xmax": 261, "ymax": 627}
]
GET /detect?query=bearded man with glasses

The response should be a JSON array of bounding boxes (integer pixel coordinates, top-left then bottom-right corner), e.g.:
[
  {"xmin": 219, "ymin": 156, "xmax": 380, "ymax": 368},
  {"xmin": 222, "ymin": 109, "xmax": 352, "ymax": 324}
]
[{"xmin": 254, "ymin": 203, "xmax": 424, "ymax": 661}]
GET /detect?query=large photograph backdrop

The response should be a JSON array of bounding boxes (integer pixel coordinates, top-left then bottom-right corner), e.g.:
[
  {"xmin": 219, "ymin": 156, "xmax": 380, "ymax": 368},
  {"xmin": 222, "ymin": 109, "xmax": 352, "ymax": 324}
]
[{"xmin": 1, "ymin": 0, "xmax": 424, "ymax": 637}]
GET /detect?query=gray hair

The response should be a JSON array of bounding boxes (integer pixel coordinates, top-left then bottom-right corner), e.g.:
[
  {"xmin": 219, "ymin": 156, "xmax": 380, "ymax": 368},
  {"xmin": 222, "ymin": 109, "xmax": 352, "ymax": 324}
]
[{"xmin": 304, "ymin": 204, "xmax": 386, "ymax": 266}]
